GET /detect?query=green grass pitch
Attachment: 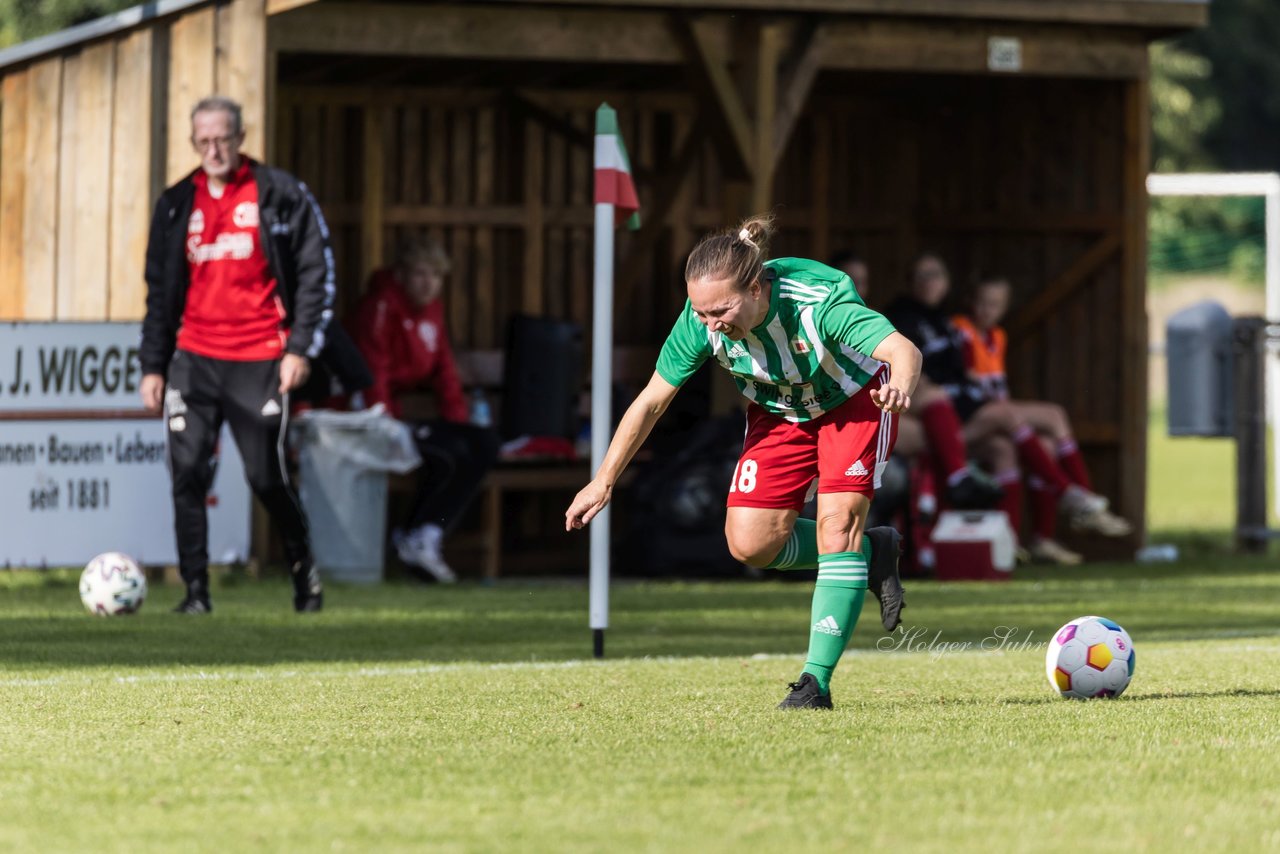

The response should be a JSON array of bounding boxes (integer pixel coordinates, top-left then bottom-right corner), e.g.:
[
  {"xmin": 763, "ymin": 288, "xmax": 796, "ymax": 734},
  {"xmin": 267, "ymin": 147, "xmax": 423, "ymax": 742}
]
[{"xmin": 2, "ymin": 559, "xmax": 1279, "ymax": 852}]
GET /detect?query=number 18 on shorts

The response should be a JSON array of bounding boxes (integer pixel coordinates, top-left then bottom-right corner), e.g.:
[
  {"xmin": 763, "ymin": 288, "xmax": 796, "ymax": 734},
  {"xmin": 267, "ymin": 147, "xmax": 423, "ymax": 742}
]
[{"xmin": 726, "ymin": 384, "xmax": 897, "ymax": 511}]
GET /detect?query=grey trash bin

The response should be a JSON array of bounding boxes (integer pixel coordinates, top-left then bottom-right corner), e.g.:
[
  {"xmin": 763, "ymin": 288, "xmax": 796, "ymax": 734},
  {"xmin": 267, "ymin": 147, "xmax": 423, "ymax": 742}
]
[
  {"xmin": 1166, "ymin": 300, "xmax": 1234, "ymax": 437},
  {"xmin": 292, "ymin": 407, "xmax": 421, "ymax": 583}
]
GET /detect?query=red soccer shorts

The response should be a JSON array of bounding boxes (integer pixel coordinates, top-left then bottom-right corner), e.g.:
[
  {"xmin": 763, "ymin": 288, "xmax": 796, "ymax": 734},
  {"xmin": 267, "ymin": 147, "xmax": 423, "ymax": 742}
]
[{"xmin": 725, "ymin": 371, "xmax": 898, "ymax": 510}]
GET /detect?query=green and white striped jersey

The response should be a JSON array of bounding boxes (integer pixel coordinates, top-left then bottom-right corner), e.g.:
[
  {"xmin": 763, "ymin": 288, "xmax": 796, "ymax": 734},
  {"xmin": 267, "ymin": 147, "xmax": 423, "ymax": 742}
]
[{"xmin": 655, "ymin": 257, "xmax": 897, "ymax": 423}]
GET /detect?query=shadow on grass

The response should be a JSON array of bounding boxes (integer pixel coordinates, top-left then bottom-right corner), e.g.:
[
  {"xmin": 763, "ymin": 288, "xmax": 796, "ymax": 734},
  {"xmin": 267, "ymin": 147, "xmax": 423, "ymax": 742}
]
[
  {"xmin": 995, "ymin": 687, "xmax": 1280, "ymax": 706},
  {"xmin": 1121, "ymin": 687, "xmax": 1280, "ymax": 702}
]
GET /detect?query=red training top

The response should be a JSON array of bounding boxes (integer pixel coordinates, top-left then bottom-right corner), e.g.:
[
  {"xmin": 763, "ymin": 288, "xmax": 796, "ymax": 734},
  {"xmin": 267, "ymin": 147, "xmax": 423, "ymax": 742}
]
[
  {"xmin": 348, "ymin": 268, "xmax": 468, "ymax": 422},
  {"xmin": 177, "ymin": 158, "xmax": 286, "ymax": 360}
]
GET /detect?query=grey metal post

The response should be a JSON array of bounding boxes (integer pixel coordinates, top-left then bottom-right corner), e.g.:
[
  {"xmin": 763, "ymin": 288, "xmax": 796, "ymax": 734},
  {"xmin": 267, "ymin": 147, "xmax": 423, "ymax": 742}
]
[{"xmin": 1234, "ymin": 316, "xmax": 1268, "ymax": 553}]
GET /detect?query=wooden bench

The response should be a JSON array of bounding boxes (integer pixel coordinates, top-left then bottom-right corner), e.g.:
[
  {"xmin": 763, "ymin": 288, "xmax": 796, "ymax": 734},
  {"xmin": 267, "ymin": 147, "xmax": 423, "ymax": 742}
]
[{"xmin": 391, "ymin": 346, "xmax": 655, "ymax": 580}]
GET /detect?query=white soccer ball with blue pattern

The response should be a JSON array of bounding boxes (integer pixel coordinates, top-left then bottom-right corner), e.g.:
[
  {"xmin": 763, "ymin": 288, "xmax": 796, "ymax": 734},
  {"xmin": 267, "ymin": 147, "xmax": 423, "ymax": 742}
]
[
  {"xmin": 1045, "ymin": 615, "xmax": 1134, "ymax": 699},
  {"xmin": 79, "ymin": 552, "xmax": 147, "ymax": 616}
]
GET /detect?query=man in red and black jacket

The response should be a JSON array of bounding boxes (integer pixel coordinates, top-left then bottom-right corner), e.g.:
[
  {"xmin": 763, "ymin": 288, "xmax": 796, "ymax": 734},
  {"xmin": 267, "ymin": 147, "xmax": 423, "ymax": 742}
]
[
  {"xmin": 350, "ymin": 242, "xmax": 498, "ymax": 583},
  {"xmin": 140, "ymin": 95, "xmax": 335, "ymax": 614}
]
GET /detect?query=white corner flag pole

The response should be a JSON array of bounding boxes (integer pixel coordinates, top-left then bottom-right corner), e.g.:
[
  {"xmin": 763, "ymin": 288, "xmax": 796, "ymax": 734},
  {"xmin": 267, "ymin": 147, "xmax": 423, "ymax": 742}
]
[{"xmin": 589, "ymin": 199, "xmax": 614, "ymax": 659}]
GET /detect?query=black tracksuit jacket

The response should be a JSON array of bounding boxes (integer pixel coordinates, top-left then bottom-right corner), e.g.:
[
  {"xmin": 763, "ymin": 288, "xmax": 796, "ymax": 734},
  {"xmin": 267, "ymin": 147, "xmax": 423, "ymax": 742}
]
[{"xmin": 140, "ymin": 160, "xmax": 336, "ymax": 375}]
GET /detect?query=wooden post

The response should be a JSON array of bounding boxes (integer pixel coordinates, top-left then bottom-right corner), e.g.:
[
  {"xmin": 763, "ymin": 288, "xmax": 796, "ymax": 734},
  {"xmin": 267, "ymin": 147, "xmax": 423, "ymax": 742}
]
[
  {"xmin": 671, "ymin": 14, "xmax": 752, "ymax": 181},
  {"xmin": 109, "ymin": 29, "xmax": 155, "ymax": 320},
  {"xmin": 1233, "ymin": 317, "xmax": 1269, "ymax": 554},
  {"xmin": 167, "ymin": 6, "xmax": 217, "ymax": 184},
  {"xmin": 361, "ymin": 107, "xmax": 385, "ymax": 281},
  {"xmin": 23, "ymin": 58, "xmax": 62, "ymax": 320},
  {"xmin": 809, "ymin": 113, "xmax": 831, "ymax": 262},
  {"xmin": 264, "ymin": 37, "xmax": 279, "ymax": 165},
  {"xmin": 1119, "ymin": 76, "xmax": 1150, "ymax": 539},
  {"xmin": 474, "ymin": 106, "xmax": 497, "ymax": 348},
  {"xmin": 523, "ymin": 121, "xmax": 545, "ymax": 314},
  {"xmin": 750, "ymin": 23, "xmax": 782, "ymax": 214},
  {"xmin": 0, "ymin": 71, "xmax": 29, "ymax": 314}
]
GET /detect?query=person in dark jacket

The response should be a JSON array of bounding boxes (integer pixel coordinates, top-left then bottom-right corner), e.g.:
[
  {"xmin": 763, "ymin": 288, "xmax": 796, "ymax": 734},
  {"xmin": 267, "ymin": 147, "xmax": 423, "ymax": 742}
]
[
  {"xmin": 349, "ymin": 240, "xmax": 499, "ymax": 583},
  {"xmin": 140, "ymin": 95, "xmax": 334, "ymax": 614},
  {"xmin": 884, "ymin": 253, "xmax": 1132, "ymax": 539},
  {"xmin": 829, "ymin": 249, "xmax": 1003, "ymax": 512}
]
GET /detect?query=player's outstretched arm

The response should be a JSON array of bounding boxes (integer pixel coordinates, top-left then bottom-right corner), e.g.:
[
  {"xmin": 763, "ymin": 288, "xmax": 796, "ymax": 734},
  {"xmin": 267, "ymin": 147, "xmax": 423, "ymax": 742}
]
[
  {"xmin": 869, "ymin": 331, "xmax": 922, "ymax": 414},
  {"xmin": 565, "ymin": 371, "xmax": 679, "ymax": 530}
]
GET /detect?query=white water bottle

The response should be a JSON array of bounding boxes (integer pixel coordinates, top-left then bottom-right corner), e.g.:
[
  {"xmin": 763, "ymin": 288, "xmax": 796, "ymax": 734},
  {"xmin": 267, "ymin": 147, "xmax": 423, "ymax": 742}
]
[{"xmin": 469, "ymin": 387, "xmax": 492, "ymax": 428}]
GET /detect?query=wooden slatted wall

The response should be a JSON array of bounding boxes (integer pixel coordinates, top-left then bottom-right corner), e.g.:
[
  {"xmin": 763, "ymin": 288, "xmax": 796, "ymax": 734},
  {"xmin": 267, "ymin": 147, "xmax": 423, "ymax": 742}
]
[
  {"xmin": 783, "ymin": 76, "xmax": 1136, "ymax": 525},
  {"xmin": 0, "ymin": 0, "xmax": 266, "ymax": 322},
  {"xmin": 279, "ymin": 72, "xmax": 1137, "ymax": 524},
  {"xmin": 277, "ymin": 87, "xmax": 736, "ymax": 351}
]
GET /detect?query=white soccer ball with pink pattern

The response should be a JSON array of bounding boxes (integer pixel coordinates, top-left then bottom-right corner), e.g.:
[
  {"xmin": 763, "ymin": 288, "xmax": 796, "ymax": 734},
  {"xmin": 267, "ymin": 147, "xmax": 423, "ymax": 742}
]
[{"xmin": 79, "ymin": 552, "xmax": 147, "ymax": 616}]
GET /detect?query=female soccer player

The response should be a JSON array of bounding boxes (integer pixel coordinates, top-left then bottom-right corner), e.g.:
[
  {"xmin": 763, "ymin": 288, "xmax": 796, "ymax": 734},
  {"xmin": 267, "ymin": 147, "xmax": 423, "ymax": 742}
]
[{"xmin": 565, "ymin": 215, "xmax": 922, "ymax": 710}]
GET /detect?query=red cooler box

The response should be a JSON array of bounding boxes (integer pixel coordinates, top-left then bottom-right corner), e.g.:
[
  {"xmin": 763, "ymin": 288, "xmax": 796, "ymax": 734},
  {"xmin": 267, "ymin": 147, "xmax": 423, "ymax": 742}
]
[{"xmin": 931, "ymin": 510, "xmax": 1016, "ymax": 581}]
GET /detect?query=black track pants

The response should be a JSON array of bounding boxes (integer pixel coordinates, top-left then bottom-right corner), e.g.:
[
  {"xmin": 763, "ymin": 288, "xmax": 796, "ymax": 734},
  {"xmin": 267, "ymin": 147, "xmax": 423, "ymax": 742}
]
[
  {"xmin": 408, "ymin": 421, "xmax": 499, "ymax": 533},
  {"xmin": 165, "ymin": 350, "xmax": 311, "ymax": 586}
]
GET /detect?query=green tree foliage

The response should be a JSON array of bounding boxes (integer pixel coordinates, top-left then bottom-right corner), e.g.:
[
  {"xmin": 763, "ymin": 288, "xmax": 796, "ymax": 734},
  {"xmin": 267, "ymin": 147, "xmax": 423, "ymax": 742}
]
[
  {"xmin": 1148, "ymin": 0, "xmax": 1280, "ymax": 285},
  {"xmin": 1187, "ymin": 0, "xmax": 1280, "ymax": 173},
  {"xmin": 0, "ymin": 0, "xmax": 135, "ymax": 49},
  {"xmin": 1150, "ymin": 43, "xmax": 1219, "ymax": 173}
]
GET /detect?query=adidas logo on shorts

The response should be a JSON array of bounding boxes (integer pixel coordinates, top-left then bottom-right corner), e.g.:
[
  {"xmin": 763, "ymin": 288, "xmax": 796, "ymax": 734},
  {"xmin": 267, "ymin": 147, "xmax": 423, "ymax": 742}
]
[
  {"xmin": 844, "ymin": 460, "xmax": 869, "ymax": 477},
  {"xmin": 813, "ymin": 615, "xmax": 842, "ymax": 636}
]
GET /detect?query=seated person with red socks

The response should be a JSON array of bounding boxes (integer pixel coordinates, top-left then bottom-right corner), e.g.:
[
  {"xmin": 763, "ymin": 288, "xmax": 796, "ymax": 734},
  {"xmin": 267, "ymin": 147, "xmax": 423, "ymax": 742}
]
[
  {"xmin": 885, "ymin": 254, "xmax": 1132, "ymax": 541},
  {"xmin": 953, "ymin": 274, "xmax": 1131, "ymax": 563},
  {"xmin": 828, "ymin": 250, "xmax": 1003, "ymax": 512}
]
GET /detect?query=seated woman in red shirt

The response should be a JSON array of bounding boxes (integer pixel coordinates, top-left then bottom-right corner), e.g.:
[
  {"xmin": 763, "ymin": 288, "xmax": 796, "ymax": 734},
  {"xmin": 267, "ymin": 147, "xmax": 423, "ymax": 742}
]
[{"xmin": 349, "ymin": 240, "xmax": 498, "ymax": 582}]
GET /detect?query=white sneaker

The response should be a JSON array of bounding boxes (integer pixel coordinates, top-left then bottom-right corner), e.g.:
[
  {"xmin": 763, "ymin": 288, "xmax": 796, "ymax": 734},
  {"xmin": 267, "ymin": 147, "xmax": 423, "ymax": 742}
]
[
  {"xmin": 1070, "ymin": 508, "xmax": 1134, "ymax": 538},
  {"xmin": 1059, "ymin": 484, "xmax": 1107, "ymax": 518},
  {"xmin": 1059, "ymin": 486, "xmax": 1133, "ymax": 537},
  {"xmin": 392, "ymin": 525, "xmax": 458, "ymax": 583},
  {"xmin": 1029, "ymin": 537, "xmax": 1083, "ymax": 566}
]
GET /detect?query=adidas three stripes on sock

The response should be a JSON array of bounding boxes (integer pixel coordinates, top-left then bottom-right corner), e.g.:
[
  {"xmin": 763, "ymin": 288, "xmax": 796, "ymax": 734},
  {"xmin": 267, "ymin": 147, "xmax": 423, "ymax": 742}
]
[{"xmin": 801, "ymin": 551, "xmax": 868, "ymax": 693}]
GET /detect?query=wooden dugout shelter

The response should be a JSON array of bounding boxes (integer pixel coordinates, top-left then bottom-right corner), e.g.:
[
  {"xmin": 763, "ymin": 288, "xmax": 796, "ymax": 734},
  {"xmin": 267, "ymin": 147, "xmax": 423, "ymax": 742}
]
[{"xmin": 0, "ymin": 0, "xmax": 1208, "ymax": 552}]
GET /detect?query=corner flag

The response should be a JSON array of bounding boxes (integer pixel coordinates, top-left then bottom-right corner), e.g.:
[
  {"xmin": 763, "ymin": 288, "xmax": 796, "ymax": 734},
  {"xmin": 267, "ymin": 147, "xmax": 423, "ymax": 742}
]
[
  {"xmin": 588, "ymin": 103, "xmax": 641, "ymax": 659},
  {"xmin": 593, "ymin": 103, "xmax": 641, "ymax": 230}
]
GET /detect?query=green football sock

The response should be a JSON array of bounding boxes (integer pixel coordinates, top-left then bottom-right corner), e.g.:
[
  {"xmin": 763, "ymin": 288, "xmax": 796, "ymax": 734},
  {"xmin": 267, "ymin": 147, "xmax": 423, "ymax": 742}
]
[
  {"xmin": 765, "ymin": 518, "xmax": 820, "ymax": 569},
  {"xmin": 765, "ymin": 518, "xmax": 877, "ymax": 571},
  {"xmin": 801, "ymin": 551, "xmax": 868, "ymax": 694}
]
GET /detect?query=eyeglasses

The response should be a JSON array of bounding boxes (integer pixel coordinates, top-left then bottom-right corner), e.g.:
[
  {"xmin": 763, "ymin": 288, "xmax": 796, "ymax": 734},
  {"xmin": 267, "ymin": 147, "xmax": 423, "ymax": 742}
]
[{"xmin": 191, "ymin": 134, "xmax": 239, "ymax": 152}]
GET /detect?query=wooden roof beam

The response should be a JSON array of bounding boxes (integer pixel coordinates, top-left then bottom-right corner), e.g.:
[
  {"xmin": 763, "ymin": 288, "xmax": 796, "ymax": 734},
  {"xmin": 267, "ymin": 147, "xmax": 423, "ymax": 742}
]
[
  {"xmin": 266, "ymin": 0, "xmax": 317, "ymax": 14},
  {"xmin": 672, "ymin": 14, "xmax": 825, "ymax": 209},
  {"xmin": 463, "ymin": 0, "xmax": 1208, "ymax": 32},
  {"xmin": 747, "ymin": 21, "xmax": 783, "ymax": 212},
  {"xmin": 270, "ymin": 3, "xmax": 685, "ymax": 64},
  {"xmin": 823, "ymin": 19, "xmax": 1149, "ymax": 79},
  {"xmin": 773, "ymin": 19, "xmax": 826, "ymax": 169},
  {"xmin": 672, "ymin": 15, "xmax": 755, "ymax": 181},
  {"xmin": 505, "ymin": 91, "xmax": 594, "ymax": 152},
  {"xmin": 616, "ymin": 114, "xmax": 709, "ymax": 288}
]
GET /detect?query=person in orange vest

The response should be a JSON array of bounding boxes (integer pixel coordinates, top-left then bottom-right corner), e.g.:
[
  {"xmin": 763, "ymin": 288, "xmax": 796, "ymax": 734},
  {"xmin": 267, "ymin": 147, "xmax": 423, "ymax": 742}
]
[
  {"xmin": 952, "ymin": 274, "xmax": 1130, "ymax": 564},
  {"xmin": 829, "ymin": 250, "xmax": 1003, "ymax": 514}
]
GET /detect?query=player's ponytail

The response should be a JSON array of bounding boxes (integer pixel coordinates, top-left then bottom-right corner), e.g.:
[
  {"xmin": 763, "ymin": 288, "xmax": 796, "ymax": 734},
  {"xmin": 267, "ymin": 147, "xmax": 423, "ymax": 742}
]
[{"xmin": 685, "ymin": 213, "xmax": 775, "ymax": 292}]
